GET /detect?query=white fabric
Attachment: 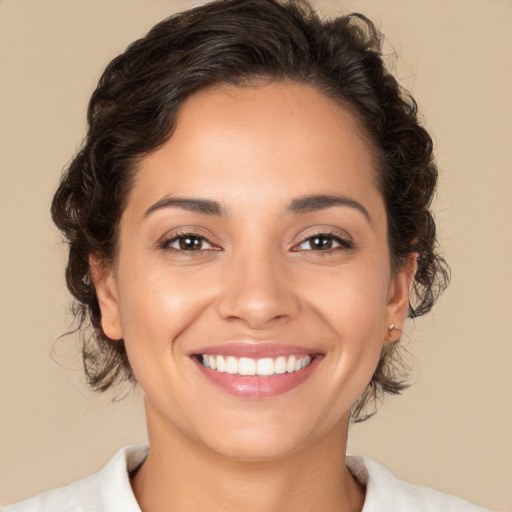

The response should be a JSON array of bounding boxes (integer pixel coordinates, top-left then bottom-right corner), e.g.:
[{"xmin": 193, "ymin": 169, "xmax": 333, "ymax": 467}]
[
  {"xmin": 3, "ymin": 444, "xmax": 493, "ymax": 511},
  {"xmin": 345, "ymin": 456, "xmax": 492, "ymax": 512}
]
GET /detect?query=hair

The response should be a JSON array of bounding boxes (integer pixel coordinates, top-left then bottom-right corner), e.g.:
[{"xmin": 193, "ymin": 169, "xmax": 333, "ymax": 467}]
[{"xmin": 51, "ymin": 0, "xmax": 449, "ymax": 422}]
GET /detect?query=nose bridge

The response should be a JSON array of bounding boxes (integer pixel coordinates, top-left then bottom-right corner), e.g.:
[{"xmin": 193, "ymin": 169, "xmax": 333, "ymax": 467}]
[{"xmin": 217, "ymin": 241, "xmax": 299, "ymax": 329}]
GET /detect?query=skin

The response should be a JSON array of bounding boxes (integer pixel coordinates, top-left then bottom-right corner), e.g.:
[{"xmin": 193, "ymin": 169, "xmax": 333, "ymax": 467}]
[{"xmin": 92, "ymin": 82, "xmax": 415, "ymax": 512}]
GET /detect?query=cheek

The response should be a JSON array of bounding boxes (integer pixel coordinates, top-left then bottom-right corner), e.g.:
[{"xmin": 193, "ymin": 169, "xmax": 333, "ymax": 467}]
[
  {"xmin": 115, "ymin": 260, "xmax": 218, "ymax": 360},
  {"xmin": 302, "ymin": 260, "xmax": 389, "ymax": 382},
  {"xmin": 303, "ymin": 258, "xmax": 390, "ymax": 324},
  {"xmin": 115, "ymin": 267, "xmax": 208, "ymax": 408}
]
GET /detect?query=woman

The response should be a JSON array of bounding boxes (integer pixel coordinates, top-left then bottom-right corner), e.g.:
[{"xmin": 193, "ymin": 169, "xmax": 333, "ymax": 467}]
[{"xmin": 3, "ymin": 0, "xmax": 495, "ymax": 510}]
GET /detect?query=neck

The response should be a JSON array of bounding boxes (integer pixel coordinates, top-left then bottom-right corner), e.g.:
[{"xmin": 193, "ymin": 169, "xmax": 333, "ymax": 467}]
[{"xmin": 132, "ymin": 399, "xmax": 365, "ymax": 512}]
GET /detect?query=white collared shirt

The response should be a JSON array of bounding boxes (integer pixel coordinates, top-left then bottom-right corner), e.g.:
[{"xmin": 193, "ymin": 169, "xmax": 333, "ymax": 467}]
[{"xmin": 3, "ymin": 445, "xmax": 493, "ymax": 511}]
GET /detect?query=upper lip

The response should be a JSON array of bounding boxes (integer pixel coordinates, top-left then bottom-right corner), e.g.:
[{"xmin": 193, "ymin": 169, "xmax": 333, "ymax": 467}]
[{"xmin": 190, "ymin": 342, "xmax": 320, "ymax": 358}]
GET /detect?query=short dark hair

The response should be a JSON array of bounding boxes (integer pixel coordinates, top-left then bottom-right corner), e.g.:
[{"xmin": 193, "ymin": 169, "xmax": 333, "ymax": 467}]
[{"xmin": 51, "ymin": 0, "xmax": 449, "ymax": 422}]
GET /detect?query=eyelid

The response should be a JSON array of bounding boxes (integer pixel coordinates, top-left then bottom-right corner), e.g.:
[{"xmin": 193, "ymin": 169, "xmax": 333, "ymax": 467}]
[
  {"xmin": 290, "ymin": 228, "xmax": 353, "ymax": 252},
  {"xmin": 158, "ymin": 228, "xmax": 222, "ymax": 252},
  {"xmin": 166, "ymin": 235, "xmax": 214, "ymax": 251}
]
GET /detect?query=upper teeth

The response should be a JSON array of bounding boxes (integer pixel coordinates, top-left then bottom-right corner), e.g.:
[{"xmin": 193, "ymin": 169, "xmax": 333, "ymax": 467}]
[{"xmin": 201, "ymin": 354, "xmax": 312, "ymax": 376}]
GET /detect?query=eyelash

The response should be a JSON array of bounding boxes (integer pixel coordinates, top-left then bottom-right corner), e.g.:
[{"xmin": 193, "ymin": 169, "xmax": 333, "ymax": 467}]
[
  {"xmin": 159, "ymin": 231, "xmax": 218, "ymax": 254},
  {"xmin": 292, "ymin": 232, "xmax": 353, "ymax": 253},
  {"xmin": 159, "ymin": 231, "xmax": 353, "ymax": 254}
]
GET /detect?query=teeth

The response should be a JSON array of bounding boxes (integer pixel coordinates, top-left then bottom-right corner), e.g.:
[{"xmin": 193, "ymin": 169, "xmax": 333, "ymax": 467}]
[
  {"xmin": 274, "ymin": 356, "xmax": 287, "ymax": 374},
  {"xmin": 256, "ymin": 358, "xmax": 274, "ymax": 376},
  {"xmin": 302, "ymin": 355, "xmax": 311, "ymax": 368},
  {"xmin": 216, "ymin": 355, "xmax": 226, "ymax": 372},
  {"xmin": 200, "ymin": 354, "xmax": 313, "ymax": 376},
  {"xmin": 226, "ymin": 356, "xmax": 238, "ymax": 374},
  {"xmin": 238, "ymin": 357, "xmax": 256, "ymax": 376}
]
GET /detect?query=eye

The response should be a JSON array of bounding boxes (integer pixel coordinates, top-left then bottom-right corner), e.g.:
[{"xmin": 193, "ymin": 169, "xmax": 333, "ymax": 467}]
[
  {"xmin": 162, "ymin": 233, "xmax": 215, "ymax": 251},
  {"xmin": 294, "ymin": 233, "xmax": 351, "ymax": 252}
]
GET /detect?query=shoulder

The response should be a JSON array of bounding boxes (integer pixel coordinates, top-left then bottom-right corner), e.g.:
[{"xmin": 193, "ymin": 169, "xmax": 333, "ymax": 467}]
[
  {"xmin": 2, "ymin": 445, "xmax": 148, "ymax": 512},
  {"xmin": 346, "ymin": 456, "xmax": 494, "ymax": 512}
]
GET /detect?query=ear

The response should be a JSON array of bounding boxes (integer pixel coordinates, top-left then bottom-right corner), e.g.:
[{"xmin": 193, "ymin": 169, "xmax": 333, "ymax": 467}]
[
  {"xmin": 89, "ymin": 255, "xmax": 123, "ymax": 340},
  {"xmin": 385, "ymin": 253, "xmax": 417, "ymax": 342}
]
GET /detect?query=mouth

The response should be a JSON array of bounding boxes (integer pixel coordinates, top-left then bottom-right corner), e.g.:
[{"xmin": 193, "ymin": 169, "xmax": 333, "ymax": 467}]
[{"xmin": 191, "ymin": 346, "xmax": 321, "ymax": 399}]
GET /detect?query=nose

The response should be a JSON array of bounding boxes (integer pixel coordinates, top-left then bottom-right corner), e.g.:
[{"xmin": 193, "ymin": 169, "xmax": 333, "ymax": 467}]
[{"xmin": 217, "ymin": 249, "xmax": 301, "ymax": 330}]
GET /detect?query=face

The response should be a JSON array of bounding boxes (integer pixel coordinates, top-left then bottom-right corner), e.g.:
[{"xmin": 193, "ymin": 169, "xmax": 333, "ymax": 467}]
[{"xmin": 94, "ymin": 82, "xmax": 413, "ymax": 460}]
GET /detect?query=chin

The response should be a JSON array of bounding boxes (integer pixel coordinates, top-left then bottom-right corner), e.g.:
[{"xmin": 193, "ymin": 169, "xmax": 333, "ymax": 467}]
[
  {"xmin": 201, "ymin": 428, "xmax": 307, "ymax": 462},
  {"xmin": 192, "ymin": 408, "xmax": 346, "ymax": 463}
]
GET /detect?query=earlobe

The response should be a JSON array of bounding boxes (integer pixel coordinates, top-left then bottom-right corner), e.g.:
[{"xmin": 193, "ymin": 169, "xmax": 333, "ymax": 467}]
[
  {"xmin": 385, "ymin": 253, "xmax": 417, "ymax": 342},
  {"xmin": 89, "ymin": 256, "xmax": 123, "ymax": 340}
]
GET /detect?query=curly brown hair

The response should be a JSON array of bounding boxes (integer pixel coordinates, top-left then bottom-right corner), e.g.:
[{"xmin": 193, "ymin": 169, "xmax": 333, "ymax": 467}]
[{"xmin": 51, "ymin": 0, "xmax": 449, "ymax": 421}]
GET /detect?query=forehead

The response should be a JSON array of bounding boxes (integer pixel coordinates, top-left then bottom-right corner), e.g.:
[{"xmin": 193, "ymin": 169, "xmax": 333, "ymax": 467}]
[{"xmin": 128, "ymin": 82, "xmax": 382, "ymax": 218}]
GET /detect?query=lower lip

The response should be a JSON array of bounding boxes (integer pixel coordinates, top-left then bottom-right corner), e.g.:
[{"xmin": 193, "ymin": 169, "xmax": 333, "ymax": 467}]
[{"xmin": 194, "ymin": 356, "xmax": 321, "ymax": 399}]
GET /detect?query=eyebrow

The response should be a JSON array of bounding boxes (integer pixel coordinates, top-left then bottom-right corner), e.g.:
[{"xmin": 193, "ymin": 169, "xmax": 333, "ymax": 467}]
[
  {"xmin": 143, "ymin": 196, "xmax": 224, "ymax": 218},
  {"xmin": 143, "ymin": 193, "xmax": 371, "ymax": 223},
  {"xmin": 287, "ymin": 194, "xmax": 371, "ymax": 224}
]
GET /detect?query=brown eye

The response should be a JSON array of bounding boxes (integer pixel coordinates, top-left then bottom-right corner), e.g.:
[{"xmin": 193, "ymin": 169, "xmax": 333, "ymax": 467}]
[
  {"xmin": 165, "ymin": 234, "xmax": 213, "ymax": 251},
  {"xmin": 179, "ymin": 235, "xmax": 203, "ymax": 250},
  {"xmin": 294, "ymin": 233, "xmax": 352, "ymax": 252},
  {"xmin": 298, "ymin": 235, "xmax": 339, "ymax": 251},
  {"xmin": 308, "ymin": 235, "xmax": 334, "ymax": 250}
]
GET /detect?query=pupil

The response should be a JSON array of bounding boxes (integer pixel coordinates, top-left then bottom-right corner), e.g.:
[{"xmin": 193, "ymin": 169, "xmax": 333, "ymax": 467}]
[
  {"xmin": 179, "ymin": 236, "xmax": 201, "ymax": 250},
  {"xmin": 312, "ymin": 236, "xmax": 332, "ymax": 250}
]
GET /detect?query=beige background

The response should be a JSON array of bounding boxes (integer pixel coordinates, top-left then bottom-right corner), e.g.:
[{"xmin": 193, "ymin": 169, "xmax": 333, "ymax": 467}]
[{"xmin": 0, "ymin": 0, "xmax": 510, "ymax": 510}]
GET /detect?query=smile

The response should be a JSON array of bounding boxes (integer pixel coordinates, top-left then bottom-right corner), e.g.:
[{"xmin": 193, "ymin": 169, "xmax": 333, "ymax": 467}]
[
  {"xmin": 192, "ymin": 346, "xmax": 321, "ymax": 399},
  {"xmin": 200, "ymin": 354, "xmax": 313, "ymax": 376}
]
